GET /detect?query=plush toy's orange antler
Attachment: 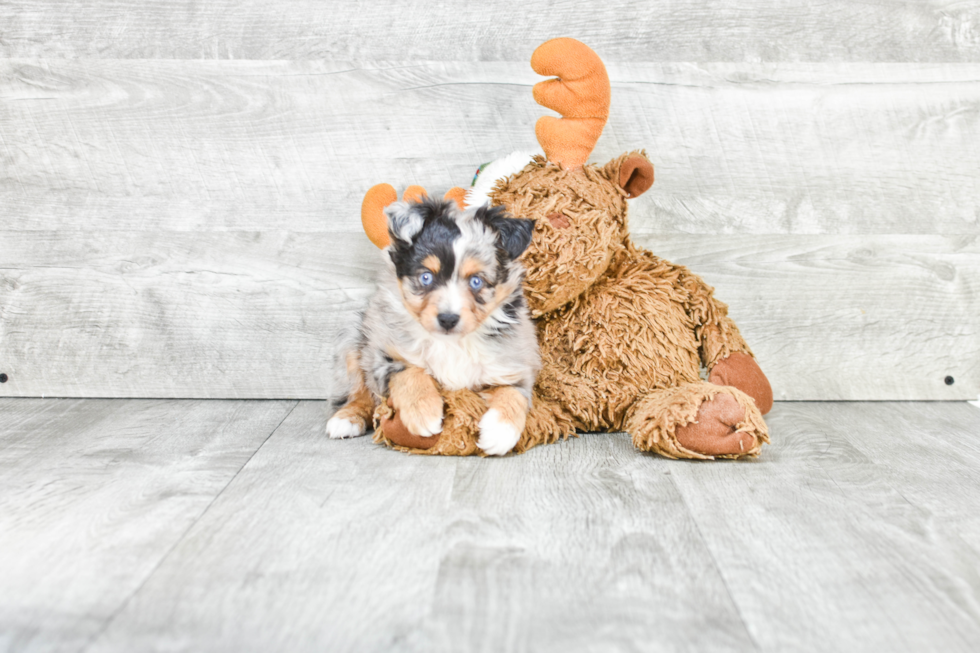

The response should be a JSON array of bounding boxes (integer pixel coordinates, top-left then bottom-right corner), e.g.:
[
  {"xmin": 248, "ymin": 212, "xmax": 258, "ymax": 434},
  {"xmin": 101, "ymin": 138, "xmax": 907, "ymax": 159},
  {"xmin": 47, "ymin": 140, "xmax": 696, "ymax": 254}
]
[
  {"xmin": 361, "ymin": 185, "xmax": 467, "ymax": 249},
  {"xmin": 531, "ymin": 38, "xmax": 610, "ymax": 169}
]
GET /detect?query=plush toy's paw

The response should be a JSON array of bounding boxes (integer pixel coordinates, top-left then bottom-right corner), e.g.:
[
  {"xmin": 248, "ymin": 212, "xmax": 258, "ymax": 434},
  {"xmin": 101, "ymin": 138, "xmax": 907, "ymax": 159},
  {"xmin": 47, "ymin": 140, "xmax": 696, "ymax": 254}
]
[
  {"xmin": 628, "ymin": 383, "xmax": 768, "ymax": 460},
  {"xmin": 674, "ymin": 393, "xmax": 758, "ymax": 457},
  {"xmin": 709, "ymin": 352, "xmax": 773, "ymax": 415},
  {"xmin": 477, "ymin": 408, "xmax": 521, "ymax": 456},
  {"xmin": 326, "ymin": 415, "xmax": 368, "ymax": 439}
]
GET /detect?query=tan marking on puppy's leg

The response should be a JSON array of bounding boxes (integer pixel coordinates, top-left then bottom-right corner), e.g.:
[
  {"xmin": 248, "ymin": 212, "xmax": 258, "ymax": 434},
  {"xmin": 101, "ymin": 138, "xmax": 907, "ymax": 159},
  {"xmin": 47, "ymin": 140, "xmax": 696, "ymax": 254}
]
[
  {"xmin": 389, "ymin": 366, "xmax": 444, "ymax": 437},
  {"xmin": 330, "ymin": 385, "xmax": 374, "ymax": 435},
  {"xmin": 486, "ymin": 386, "xmax": 529, "ymax": 428},
  {"xmin": 477, "ymin": 386, "xmax": 528, "ymax": 456},
  {"xmin": 327, "ymin": 351, "xmax": 376, "ymax": 439}
]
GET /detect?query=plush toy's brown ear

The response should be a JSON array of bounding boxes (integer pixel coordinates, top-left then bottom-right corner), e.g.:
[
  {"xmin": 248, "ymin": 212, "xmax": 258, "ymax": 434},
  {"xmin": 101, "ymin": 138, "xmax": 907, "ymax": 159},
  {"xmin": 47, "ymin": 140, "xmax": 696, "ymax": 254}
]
[
  {"xmin": 444, "ymin": 186, "xmax": 467, "ymax": 210},
  {"xmin": 361, "ymin": 183, "xmax": 398, "ymax": 248},
  {"xmin": 619, "ymin": 153, "xmax": 654, "ymax": 198},
  {"xmin": 605, "ymin": 152, "xmax": 654, "ymax": 199}
]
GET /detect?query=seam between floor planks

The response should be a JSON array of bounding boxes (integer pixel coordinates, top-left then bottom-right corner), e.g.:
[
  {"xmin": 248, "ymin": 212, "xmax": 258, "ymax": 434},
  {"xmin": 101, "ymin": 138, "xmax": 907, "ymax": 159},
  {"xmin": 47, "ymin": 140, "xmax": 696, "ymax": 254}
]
[
  {"xmin": 666, "ymin": 469, "xmax": 762, "ymax": 652},
  {"xmin": 77, "ymin": 400, "xmax": 300, "ymax": 653}
]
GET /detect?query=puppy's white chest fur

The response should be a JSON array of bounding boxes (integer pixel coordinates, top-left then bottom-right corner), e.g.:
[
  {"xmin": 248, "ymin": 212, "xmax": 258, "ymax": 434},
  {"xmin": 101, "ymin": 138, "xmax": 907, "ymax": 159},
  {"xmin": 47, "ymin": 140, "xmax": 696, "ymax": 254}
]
[{"xmin": 413, "ymin": 335, "xmax": 519, "ymax": 391}]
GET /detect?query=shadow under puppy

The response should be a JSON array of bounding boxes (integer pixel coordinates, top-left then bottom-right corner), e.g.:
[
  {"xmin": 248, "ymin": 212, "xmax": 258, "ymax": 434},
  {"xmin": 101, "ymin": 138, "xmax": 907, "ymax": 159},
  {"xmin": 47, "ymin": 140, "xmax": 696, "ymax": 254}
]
[{"xmin": 328, "ymin": 197, "xmax": 539, "ymax": 455}]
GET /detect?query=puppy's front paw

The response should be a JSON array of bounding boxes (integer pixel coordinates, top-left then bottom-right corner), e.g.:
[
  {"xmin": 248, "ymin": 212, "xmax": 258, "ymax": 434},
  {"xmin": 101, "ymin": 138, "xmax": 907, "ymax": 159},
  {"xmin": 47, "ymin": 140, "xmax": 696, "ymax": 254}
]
[
  {"xmin": 398, "ymin": 394, "xmax": 444, "ymax": 437},
  {"xmin": 326, "ymin": 415, "xmax": 367, "ymax": 439},
  {"xmin": 477, "ymin": 408, "xmax": 521, "ymax": 456}
]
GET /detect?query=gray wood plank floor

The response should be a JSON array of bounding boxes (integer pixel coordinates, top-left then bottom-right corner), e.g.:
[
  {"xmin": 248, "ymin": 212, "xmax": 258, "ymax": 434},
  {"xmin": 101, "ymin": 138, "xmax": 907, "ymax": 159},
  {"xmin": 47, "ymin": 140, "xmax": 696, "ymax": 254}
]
[{"xmin": 1, "ymin": 399, "xmax": 978, "ymax": 652}]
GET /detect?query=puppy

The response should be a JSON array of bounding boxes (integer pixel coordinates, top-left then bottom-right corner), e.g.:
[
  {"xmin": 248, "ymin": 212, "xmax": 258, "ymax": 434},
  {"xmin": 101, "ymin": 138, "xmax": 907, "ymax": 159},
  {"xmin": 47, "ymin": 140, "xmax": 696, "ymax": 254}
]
[{"xmin": 327, "ymin": 197, "xmax": 540, "ymax": 456}]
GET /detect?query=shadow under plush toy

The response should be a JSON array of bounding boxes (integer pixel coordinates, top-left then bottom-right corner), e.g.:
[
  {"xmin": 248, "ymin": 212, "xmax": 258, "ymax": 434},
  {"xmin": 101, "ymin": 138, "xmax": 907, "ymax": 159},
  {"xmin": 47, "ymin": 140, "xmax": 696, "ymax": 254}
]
[{"xmin": 358, "ymin": 37, "xmax": 773, "ymax": 459}]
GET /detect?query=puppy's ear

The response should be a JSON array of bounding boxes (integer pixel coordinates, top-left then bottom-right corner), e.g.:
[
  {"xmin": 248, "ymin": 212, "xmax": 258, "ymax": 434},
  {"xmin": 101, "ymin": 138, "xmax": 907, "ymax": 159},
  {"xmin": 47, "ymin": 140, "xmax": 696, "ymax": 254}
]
[
  {"xmin": 385, "ymin": 201, "xmax": 424, "ymax": 245},
  {"xmin": 474, "ymin": 205, "xmax": 535, "ymax": 259},
  {"xmin": 496, "ymin": 217, "xmax": 535, "ymax": 259}
]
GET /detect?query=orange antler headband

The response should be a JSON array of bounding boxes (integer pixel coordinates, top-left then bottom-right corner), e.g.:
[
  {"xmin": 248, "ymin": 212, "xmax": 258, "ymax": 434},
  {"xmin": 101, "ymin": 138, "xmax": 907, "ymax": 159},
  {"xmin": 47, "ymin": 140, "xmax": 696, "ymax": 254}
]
[
  {"xmin": 531, "ymin": 38, "xmax": 611, "ymax": 169},
  {"xmin": 360, "ymin": 185, "xmax": 467, "ymax": 249}
]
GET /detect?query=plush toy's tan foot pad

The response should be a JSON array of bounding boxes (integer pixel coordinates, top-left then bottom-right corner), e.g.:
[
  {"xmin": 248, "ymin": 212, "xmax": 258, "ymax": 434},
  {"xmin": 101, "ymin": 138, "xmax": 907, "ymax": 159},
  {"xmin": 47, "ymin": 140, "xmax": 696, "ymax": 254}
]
[
  {"xmin": 674, "ymin": 392, "xmax": 758, "ymax": 457},
  {"xmin": 627, "ymin": 382, "xmax": 769, "ymax": 460}
]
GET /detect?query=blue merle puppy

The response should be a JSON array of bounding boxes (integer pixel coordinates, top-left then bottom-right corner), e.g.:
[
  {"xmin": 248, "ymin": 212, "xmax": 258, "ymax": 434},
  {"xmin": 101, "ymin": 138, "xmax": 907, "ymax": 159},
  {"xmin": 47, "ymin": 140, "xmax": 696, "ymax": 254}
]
[{"xmin": 327, "ymin": 197, "xmax": 539, "ymax": 456}]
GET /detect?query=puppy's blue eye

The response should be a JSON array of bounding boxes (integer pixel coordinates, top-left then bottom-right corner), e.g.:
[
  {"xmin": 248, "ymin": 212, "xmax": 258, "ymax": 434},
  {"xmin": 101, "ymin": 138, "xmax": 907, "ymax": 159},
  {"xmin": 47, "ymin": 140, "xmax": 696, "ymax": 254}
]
[
  {"xmin": 419, "ymin": 271, "xmax": 434, "ymax": 286},
  {"xmin": 468, "ymin": 276, "xmax": 484, "ymax": 291}
]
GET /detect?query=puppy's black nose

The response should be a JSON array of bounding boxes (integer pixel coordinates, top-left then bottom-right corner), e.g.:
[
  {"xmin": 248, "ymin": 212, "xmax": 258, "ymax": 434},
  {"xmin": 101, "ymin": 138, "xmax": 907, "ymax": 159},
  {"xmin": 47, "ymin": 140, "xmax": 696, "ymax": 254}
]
[{"xmin": 437, "ymin": 313, "xmax": 460, "ymax": 331}]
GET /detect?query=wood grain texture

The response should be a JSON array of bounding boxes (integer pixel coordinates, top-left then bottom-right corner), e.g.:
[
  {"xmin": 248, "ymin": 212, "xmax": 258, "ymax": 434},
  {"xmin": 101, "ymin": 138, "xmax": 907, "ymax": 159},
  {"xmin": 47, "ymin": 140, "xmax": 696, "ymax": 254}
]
[
  {"xmin": 0, "ymin": 230, "xmax": 379, "ymax": 399},
  {"xmin": 637, "ymin": 234, "xmax": 980, "ymax": 402},
  {"xmin": 414, "ymin": 436, "xmax": 755, "ymax": 651},
  {"xmin": 85, "ymin": 400, "xmax": 757, "ymax": 652},
  {"xmin": 669, "ymin": 401, "xmax": 980, "ymax": 652},
  {"xmin": 3, "ymin": 0, "xmax": 980, "ymax": 62},
  {"xmin": 822, "ymin": 402, "xmax": 980, "ymax": 548},
  {"xmin": 0, "ymin": 398, "xmax": 295, "ymax": 653},
  {"xmin": 1, "ymin": 232, "xmax": 976, "ymax": 400},
  {"xmin": 86, "ymin": 401, "xmax": 463, "ymax": 653},
  {"xmin": 2, "ymin": 60, "xmax": 979, "ymax": 235},
  {"xmin": 0, "ymin": 399, "xmax": 964, "ymax": 651}
]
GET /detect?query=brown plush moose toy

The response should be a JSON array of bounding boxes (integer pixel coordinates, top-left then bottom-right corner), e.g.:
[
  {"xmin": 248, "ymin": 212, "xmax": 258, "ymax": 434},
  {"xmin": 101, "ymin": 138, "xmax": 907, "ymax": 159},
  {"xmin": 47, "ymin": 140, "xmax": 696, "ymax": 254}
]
[{"xmin": 359, "ymin": 37, "xmax": 773, "ymax": 459}]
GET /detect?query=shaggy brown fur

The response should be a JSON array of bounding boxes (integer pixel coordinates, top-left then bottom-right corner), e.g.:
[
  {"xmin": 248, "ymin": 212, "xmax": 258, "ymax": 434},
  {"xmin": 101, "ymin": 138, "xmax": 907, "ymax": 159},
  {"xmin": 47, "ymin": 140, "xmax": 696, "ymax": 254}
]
[
  {"xmin": 373, "ymin": 154, "xmax": 772, "ymax": 459},
  {"xmin": 363, "ymin": 38, "xmax": 773, "ymax": 459}
]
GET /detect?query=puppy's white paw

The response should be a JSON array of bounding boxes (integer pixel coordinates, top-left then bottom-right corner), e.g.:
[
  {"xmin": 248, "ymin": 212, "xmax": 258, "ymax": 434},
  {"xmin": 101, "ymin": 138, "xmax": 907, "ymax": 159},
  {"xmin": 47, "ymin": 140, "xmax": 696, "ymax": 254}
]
[
  {"xmin": 326, "ymin": 415, "xmax": 367, "ymax": 439},
  {"xmin": 477, "ymin": 408, "xmax": 521, "ymax": 456},
  {"xmin": 423, "ymin": 416, "xmax": 443, "ymax": 437},
  {"xmin": 404, "ymin": 414, "xmax": 443, "ymax": 438}
]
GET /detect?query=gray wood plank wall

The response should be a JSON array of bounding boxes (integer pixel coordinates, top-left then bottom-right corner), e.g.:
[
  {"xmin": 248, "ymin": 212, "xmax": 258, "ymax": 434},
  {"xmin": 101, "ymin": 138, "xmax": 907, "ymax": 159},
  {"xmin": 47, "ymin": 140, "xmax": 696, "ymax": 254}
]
[{"xmin": 1, "ymin": 3, "xmax": 979, "ymax": 400}]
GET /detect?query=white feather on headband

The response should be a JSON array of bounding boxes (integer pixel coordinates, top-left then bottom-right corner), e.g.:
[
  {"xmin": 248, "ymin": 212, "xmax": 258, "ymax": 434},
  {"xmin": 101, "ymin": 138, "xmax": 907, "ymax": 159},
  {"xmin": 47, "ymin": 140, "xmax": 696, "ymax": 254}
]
[{"xmin": 464, "ymin": 152, "xmax": 537, "ymax": 208}]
